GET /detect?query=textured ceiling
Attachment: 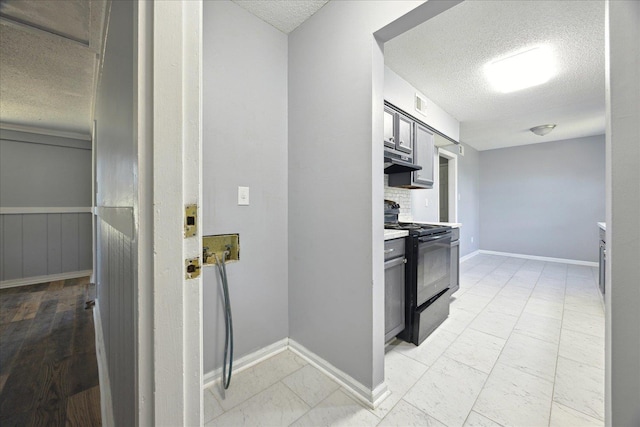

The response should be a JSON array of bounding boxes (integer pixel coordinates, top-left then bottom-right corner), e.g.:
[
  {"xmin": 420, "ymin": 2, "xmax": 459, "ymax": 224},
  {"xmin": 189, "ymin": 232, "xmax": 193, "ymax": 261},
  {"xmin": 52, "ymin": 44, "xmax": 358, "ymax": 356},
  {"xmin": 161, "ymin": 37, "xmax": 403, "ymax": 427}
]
[
  {"xmin": 0, "ymin": 0, "xmax": 105, "ymax": 135},
  {"xmin": 231, "ymin": 0, "xmax": 329, "ymax": 34},
  {"xmin": 385, "ymin": 0, "xmax": 606, "ymax": 151}
]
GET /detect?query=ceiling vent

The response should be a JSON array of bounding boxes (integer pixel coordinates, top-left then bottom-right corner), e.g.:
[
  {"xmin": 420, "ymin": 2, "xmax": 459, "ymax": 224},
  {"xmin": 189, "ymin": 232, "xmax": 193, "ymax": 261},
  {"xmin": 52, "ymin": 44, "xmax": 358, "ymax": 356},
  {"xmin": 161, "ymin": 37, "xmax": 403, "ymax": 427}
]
[{"xmin": 415, "ymin": 93, "xmax": 428, "ymax": 116}]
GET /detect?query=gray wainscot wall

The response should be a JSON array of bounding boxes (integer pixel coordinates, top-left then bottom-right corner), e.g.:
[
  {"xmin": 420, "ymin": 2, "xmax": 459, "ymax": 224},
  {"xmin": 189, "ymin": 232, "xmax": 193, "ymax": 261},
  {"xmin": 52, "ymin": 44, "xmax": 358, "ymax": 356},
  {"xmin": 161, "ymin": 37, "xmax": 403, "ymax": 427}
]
[{"xmin": 0, "ymin": 128, "xmax": 92, "ymax": 286}]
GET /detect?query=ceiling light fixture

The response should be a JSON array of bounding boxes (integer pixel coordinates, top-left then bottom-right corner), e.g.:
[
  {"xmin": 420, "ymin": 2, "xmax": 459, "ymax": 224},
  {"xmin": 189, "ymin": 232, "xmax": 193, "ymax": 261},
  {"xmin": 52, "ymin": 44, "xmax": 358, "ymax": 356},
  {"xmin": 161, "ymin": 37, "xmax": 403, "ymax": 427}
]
[
  {"xmin": 530, "ymin": 124, "xmax": 557, "ymax": 136},
  {"xmin": 486, "ymin": 46, "xmax": 555, "ymax": 93}
]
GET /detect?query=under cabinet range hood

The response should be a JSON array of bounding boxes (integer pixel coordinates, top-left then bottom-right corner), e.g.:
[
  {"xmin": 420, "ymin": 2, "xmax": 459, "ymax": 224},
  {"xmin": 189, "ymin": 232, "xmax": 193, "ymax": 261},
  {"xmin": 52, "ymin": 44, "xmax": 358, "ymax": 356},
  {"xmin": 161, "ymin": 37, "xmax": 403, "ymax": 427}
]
[{"xmin": 384, "ymin": 154, "xmax": 422, "ymax": 174}]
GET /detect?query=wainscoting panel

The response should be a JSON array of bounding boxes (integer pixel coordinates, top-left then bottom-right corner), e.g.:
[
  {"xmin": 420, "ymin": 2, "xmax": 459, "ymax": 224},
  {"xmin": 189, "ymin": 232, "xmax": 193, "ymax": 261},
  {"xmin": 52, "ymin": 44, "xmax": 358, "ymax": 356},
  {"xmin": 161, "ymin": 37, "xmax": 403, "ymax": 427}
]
[
  {"xmin": 1, "ymin": 215, "xmax": 23, "ymax": 281},
  {"xmin": 22, "ymin": 214, "xmax": 48, "ymax": 277},
  {"xmin": 97, "ymin": 216, "xmax": 135, "ymax": 427},
  {"xmin": 0, "ymin": 212, "xmax": 93, "ymax": 283},
  {"xmin": 47, "ymin": 214, "xmax": 62, "ymax": 275}
]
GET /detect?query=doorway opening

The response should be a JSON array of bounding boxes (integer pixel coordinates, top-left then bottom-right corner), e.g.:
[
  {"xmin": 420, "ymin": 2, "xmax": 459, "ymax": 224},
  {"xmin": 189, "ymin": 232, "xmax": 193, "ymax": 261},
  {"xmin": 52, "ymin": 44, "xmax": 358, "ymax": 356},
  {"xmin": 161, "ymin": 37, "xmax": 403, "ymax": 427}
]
[{"xmin": 438, "ymin": 149, "xmax": 458, "ymax": 223}]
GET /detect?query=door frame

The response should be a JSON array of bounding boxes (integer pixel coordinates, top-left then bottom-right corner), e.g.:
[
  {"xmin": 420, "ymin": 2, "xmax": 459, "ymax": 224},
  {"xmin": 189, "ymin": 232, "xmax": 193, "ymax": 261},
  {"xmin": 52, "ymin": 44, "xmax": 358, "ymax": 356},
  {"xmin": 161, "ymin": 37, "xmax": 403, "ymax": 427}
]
[
  {"xmin": 140, "ymin": 1, "xmax": 204, "ymax": 425},
  {"xmin": 437, "ymin": 148, "xmax": 458, "ymax": 223}
]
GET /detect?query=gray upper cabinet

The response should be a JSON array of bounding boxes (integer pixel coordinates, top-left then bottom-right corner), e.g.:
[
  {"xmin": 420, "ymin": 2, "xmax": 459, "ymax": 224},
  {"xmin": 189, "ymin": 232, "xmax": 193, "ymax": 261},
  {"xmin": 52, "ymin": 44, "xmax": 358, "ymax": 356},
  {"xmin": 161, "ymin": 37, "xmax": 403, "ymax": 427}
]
[
  {"xmin": 384, "ymin": 106, "xmax": 396, "ymax": 148},
  {"xmin": 383, "ymin": 105, "xmax": 413, "ymax": 157},
  {"xmin": 413, "ymin": 123, "xmax": 435, "ymax": 187},
  {"xmin": 387, "ymin": 104, "xmax": 435, "ymax": 189},
  {"xmin": 397, "ymin": 114, "xmax": 413, "ymax": 155}
]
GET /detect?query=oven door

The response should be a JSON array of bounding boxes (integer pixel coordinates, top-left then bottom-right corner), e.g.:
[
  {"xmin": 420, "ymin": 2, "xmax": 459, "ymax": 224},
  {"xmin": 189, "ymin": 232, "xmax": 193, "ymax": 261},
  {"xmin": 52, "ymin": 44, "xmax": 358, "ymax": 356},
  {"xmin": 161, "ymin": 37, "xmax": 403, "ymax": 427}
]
[{"xmin": 416, "ymin": 232, "xmax": 452, "ymax": 306}]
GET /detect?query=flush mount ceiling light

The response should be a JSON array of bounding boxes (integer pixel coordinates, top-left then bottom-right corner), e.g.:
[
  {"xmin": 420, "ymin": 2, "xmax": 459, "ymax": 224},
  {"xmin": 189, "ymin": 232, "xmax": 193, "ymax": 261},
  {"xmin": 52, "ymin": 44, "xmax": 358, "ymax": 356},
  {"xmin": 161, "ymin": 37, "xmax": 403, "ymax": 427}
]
[
  {"xmin": 530, "ymin": 124, "xmax": 557, "ymax": 136},
  {"xmin": 486, "ymin": 46, "xmax": 555, "ymax": 93}
]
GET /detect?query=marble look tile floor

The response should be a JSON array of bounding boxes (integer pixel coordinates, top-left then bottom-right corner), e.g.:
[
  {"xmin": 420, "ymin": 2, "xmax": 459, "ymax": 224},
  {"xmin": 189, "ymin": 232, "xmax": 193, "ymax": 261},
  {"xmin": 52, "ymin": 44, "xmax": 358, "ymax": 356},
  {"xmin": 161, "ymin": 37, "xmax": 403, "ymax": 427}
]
[{"xmin": 203, "ymin": 254, "xmax": 605, "ymax": 426}]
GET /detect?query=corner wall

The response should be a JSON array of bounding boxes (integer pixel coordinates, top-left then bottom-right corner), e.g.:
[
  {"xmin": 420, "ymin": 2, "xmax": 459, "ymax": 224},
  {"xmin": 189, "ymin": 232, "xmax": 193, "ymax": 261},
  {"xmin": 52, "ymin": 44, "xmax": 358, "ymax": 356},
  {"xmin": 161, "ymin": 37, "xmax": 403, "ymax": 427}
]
[
  {"xmin": 606, "ymin": 1, "xmax": 640, "ymax": 425},
  {"xmin": 202, "ymin": 0, "xmax": 289, "ymax": 374},
  {"xmin": 479, "ymin": 135, "xmax": 605, "ymax": 262},
  {"xmin": 93, "ymin": 1, "xmax": 136, "ymax": 425},
  {"xmin": 288, "ymin": 0, "xmax": 422, "ymax": 391}
]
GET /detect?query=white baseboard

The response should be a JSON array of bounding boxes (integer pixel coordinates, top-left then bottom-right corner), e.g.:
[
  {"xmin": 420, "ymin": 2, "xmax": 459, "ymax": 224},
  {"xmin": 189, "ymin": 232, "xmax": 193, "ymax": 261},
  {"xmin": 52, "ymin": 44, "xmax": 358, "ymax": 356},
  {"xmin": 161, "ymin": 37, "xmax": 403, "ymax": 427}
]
[
  {"xmin": 288, "ymin": 339, "xmax": 389, "ymax": 410},
  {"xmin": 478, "ymin": 250, "xmax": 598, "ymax": 267},
  {"xmin": 202, "ymin": 338, "xmax": 288, "ymax": 389},
  {"xmin": 460, "ymin": 250, "xmax": 480, "ymax": 263},
  {"xmin": 202, "ymin": 338, "xmax": 390, "ymax": 410},
  {"xmin": 93, "ymin": 301, "xmax": 115, "ymax": 427},
  {"xmin": 0, "ymin": 270, "xmax": 93, "ymax": 289}
]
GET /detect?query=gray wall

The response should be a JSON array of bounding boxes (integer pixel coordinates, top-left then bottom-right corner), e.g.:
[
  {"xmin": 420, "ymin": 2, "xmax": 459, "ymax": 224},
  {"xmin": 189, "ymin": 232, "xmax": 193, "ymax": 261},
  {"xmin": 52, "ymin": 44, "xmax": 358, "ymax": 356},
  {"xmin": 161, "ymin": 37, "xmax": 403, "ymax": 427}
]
[
  {"xmin": 94, "ymin": 0, "xmax": 136, "ymax": 425},
  {"xmin": 606, "ymin": 1, "xmax": 640, "ymax": 425},
  {"xmin": 0, "ymin": 130, "xmax": 91, "ymax": 207},
  {"xmin": 289, "ymin": 0, "xmax": 421, "ymax": 390},
  {"xmin": 444, "ymin": 142, "xmax": 480, "ymax": 257},
  {"xmin": 411, "ymin": 141, "xmax": 482, "ymax": 259},
  {"xmin": 0, "ymin": 129, "xmax": 92, "ymax": 282},
  {"xmin": 479, "ymin": 135, "xmax": 605, "ymax": 262},
  {"xmin": 202, "ymin": 0, "xmax": 289, "ymax": 374}
]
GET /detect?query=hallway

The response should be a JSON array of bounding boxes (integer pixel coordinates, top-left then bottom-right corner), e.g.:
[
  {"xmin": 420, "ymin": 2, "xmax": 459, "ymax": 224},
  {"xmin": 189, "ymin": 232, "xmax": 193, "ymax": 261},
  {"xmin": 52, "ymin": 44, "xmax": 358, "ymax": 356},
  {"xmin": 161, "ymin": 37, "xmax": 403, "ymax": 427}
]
[{"xmin": 0, "ymin": 278, "xmax": 101, "ymax": 426}]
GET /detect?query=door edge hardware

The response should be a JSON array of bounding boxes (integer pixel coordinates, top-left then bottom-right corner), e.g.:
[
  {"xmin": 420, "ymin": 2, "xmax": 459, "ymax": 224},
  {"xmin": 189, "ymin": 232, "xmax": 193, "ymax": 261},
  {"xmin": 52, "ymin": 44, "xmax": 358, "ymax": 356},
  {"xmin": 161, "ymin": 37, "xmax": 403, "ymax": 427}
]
[
  {"xmin": 185, "ymin": 257, "xmax": 201, "ymax": 279},
  {"xmin": 184, "ymin": 204, "xmax": 198, "ymax": 238}
]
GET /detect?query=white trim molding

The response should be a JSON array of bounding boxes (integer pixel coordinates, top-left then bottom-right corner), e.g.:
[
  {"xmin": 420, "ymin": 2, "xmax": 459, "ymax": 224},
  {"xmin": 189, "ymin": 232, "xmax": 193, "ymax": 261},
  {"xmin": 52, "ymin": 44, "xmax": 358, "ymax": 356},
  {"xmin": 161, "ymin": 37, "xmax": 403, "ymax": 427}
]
[
  {"xmin": 478, "ymin": 250, "xmax": 598, "ymax": 267},
  {"xmin": 202, "ymin": 338, "xmax": 391, "ymax": 410},
  {"xmin": 438, "ymin": 148, "xmax": 459, "ymax": 223},
  {"xmin": 288, "ymin": 339, "xmax": 390, "ymax": 409},
  {"xmin": 93, "ymin": 302, "xmax": 115, "ymax": 427},
  {"xmin": 202, "ymin": 338, "xmax": 288, "ymax": 390},
  {"xmin": 0, "ymin": 270, "xmax": 93, "ymax": 289},
  {"xmin": 0, "ymin": 122, "xmax": 91, "ymax": 141},
  {"xmin": 0, "ymin": 207, "xmax": 92, "ymax": 214},
  {"xmin": 460, "ymin": 250, "xmax": 480, "ymax": 263}
]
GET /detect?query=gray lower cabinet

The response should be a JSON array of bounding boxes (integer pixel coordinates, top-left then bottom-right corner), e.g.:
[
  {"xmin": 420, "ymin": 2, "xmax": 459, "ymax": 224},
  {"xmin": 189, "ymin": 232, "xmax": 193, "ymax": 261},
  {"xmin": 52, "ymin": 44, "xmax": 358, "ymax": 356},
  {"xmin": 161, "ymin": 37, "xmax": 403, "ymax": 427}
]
[
  {"xmin": 385, "ymin": 238, "xmax": 406, "ymax": 342},
  {"xmin": 450, "ymin": 227, "xmax": 460, "ymax": 294}
]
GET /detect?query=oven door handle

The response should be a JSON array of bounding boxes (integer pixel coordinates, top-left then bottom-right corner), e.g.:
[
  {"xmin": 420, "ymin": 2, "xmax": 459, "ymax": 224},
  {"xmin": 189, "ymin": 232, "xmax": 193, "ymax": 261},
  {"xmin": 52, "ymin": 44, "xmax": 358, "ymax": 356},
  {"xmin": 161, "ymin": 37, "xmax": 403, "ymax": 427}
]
[{"xmin": 418, "ymin": 234, "xmax": 451, "ymax": 243}]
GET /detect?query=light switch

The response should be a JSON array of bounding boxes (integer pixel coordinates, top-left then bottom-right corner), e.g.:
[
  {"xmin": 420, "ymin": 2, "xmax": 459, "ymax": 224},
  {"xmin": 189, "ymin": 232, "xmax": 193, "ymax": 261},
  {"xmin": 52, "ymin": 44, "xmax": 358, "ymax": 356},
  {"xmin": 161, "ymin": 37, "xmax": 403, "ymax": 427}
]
[
  {"xmin": 238, "ymin": 186, "xmax": 250, "ymax": 205},
  {"xmin": 425, "ymin": 198, "xmax": 429, "ymax": 207}
]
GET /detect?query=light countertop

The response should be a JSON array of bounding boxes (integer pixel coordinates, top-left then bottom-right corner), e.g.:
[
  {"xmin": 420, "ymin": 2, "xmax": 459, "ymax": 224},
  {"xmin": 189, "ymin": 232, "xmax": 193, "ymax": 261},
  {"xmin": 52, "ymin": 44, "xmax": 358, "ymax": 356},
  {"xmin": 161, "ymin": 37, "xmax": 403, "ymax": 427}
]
[
  {"xmin": 598, "ymin": 222, "xmax": 606, "ymax": 231},
  {"xmin": 398, "ymin": 217, "xmax": 462, "ymax": 228},
  {"xmin": 384, "ymin": 229, "xmax": 409, "ymax": 241}
]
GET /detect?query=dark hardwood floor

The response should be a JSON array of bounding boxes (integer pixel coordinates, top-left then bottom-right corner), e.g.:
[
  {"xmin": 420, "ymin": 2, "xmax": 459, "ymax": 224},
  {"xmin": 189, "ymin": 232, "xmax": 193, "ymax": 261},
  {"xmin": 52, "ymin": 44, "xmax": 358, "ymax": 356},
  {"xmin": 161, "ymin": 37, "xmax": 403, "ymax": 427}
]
[{"xmin": 0, "ymin": 277, "xmax": 101, "ymax": 426}]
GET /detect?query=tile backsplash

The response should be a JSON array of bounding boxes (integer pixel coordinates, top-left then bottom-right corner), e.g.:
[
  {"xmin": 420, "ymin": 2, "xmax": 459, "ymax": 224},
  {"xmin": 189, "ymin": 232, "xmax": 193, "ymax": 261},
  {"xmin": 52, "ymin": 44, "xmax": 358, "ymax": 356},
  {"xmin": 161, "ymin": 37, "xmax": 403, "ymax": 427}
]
[{"xmin": 384, "ymin": 175, "xmax": 411, "ymax": 217}]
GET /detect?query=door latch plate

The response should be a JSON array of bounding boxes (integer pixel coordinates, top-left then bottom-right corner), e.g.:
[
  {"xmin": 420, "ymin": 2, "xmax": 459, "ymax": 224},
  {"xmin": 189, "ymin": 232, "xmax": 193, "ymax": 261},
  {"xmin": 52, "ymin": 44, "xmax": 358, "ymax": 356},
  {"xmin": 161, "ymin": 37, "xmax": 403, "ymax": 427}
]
[
  {"xmin": 185, "ymin": 257, "xmax": 201, "ymax": 279},
  {"xmin": 184, "ymin": 204, "xmax": 197, "ymax": 238}
]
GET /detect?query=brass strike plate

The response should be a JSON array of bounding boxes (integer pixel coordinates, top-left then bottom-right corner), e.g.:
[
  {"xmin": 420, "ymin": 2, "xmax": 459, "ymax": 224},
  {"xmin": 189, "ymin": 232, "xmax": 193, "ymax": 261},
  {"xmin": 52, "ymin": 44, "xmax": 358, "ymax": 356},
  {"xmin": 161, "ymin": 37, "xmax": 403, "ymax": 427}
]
[
  {"xmin": 202, "ymin": 234, "xmax": 240, "ymax": 265},
  {"xmin": 185, "ymin": 257, "xmax": 201, "ymax": 279},
  {"xmin": 184, "ymin": 204, "xmax": 197, "ymax": 238}
]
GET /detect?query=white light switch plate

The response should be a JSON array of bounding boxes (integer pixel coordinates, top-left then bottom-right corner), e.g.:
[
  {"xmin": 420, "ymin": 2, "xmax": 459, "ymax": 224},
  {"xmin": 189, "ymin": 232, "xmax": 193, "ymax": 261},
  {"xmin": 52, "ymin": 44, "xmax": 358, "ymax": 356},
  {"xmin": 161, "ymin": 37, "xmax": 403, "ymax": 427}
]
[{"xmin": 238, "ymin": 186, "xmax": 249, "ymax": 205}]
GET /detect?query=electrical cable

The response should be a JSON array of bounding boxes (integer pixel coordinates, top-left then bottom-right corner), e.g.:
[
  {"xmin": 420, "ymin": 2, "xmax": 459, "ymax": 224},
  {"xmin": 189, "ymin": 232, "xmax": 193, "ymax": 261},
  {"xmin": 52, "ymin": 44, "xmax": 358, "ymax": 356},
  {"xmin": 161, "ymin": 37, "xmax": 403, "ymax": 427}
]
[{"xmin": 214, "ymin": 251, "xmax": 233, "ymax": 390}]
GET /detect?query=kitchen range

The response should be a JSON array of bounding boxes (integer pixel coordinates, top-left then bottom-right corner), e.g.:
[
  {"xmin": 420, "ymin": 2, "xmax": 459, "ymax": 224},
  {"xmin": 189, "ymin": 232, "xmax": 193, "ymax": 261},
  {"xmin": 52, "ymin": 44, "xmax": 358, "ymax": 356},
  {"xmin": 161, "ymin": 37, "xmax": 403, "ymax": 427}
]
[{"xmin": 384, "ymin": 200, "xmax": 456, "ymax": 345}]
